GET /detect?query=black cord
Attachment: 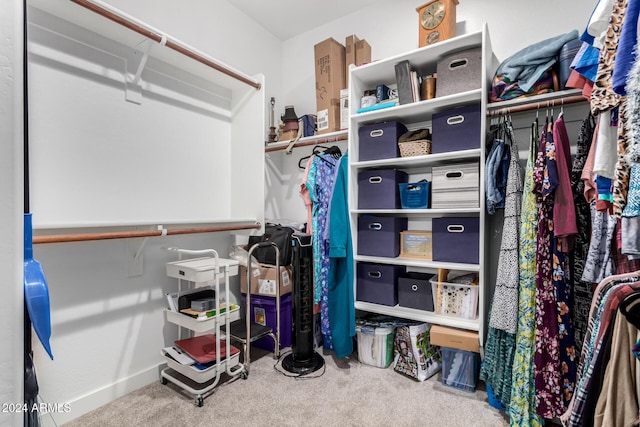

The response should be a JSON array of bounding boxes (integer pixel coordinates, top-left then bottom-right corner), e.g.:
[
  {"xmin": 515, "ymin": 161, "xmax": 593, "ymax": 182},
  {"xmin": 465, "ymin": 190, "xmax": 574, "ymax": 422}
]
[{"xmin": 272, "ymin": 350, "xmax": 326, "ymax": 380}]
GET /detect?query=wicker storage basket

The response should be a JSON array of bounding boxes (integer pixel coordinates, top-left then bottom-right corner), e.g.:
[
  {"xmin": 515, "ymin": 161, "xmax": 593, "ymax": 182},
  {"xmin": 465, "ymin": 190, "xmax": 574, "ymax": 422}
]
[{"xmin": 398, "ymin": 139, "xmax": 432, "ymax": 157}]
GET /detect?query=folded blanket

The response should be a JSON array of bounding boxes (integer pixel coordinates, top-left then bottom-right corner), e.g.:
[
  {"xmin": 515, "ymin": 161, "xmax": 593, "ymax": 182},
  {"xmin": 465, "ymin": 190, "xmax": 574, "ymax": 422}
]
[{"xmin": 494, "ymin": 30, "xmax": 579, "ymax": 92}]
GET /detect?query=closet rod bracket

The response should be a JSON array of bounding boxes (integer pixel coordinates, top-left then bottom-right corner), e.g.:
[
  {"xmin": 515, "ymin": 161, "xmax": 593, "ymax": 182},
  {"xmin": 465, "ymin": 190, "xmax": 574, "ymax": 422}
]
[
  {"xmin": 127, "ymin": 225, "xmax": 166, "ymax": 277},
  {"xmin": 125, "ymin": 38, "xmax": 156, "ymax": 104}
]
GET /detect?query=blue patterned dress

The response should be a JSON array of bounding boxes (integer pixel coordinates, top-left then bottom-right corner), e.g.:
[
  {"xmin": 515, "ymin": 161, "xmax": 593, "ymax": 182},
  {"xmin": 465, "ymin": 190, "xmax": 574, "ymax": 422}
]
[{"xmin": 307, "ymin": 154, "xmax": 339, "ymax": 350}]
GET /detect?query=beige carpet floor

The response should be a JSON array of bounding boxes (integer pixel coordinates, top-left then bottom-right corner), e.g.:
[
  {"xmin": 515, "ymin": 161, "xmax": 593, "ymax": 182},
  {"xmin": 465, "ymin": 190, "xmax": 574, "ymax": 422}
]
[{"xmin": 63, "ymin": 347, "xmax": 510, "ymax": 427}]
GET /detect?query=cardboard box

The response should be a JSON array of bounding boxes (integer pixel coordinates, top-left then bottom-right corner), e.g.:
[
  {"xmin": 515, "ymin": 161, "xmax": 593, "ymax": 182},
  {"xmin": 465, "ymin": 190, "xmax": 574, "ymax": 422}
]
[
  {"xmin": 345, "ymin": 34, "xmax": 360, "ymax": 86},
  {"xmin": 240, "ymin": 263, "xmax": 292, "ymax": 297},
  {"xmin": 314, "ymin": 37, "xmax": 346, "ymax": 134},
  {"xmin": 355, "ymin": 39, "xmax": 371, "ymax": 66},
  {"xmin": 429, "ymin": 325, "xmax": 479, "ymax": 353},
  {"xmin": 340, "ymin": 88, "xmax": 349, "ymax": 130}
]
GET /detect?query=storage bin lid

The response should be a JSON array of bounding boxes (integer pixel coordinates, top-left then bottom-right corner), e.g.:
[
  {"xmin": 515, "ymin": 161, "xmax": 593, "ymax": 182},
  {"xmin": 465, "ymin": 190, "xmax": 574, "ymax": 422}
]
[{"xmin": 356, "ymin": 325, "xmax": 394, "ymax": 335}]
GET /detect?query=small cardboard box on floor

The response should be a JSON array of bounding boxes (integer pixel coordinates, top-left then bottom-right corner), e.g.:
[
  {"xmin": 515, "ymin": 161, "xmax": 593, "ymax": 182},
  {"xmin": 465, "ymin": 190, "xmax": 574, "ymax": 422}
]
[
  {"xmin": 429, "ymin": 325, "xmax": 480, "ymax": 353},
  {"xmin": 314, "ymin": 37, "xmax": 345, "ymax": 134},
  {"xmin": 240, "ymin": 263, "xmax": 292, "ymax": 297}
]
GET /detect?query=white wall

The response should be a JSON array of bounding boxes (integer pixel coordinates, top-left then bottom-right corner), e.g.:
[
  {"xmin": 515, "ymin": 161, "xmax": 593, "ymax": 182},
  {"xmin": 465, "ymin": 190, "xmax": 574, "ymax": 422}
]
[
  {"xmin": 269, "ymin": 0, "xmax": 593, "ymax": 223},
  {"xmin": 0, "ymin": 1, "xmax": 24, "ymax": 426}
]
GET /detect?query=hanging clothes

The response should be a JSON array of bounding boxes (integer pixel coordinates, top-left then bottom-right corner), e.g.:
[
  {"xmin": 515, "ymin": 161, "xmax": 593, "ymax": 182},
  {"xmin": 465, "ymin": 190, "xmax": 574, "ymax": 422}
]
[
  {"xmin": 485, "ymin": 133, "xmax": 510, "ymax": 214},
  {"xmin": 612, "ymin": 0, "xmax": 640, "ymax": 95},
  {"xmin": 562, "ymin": 273, "xmax": 640, "ymax": 426},
  {"xmin": 613, "ymin": 101, "xmax": 631, "ymax": 217},
  {"xmin": 553, "ymin": 114, "xmax": 579, "ymax": 246},
  {"xmin": 300, "ymin": 155, "xmax": 315, "ymax": 234},
  {"xmin": 480, "ymin": 118, "xmax": 522, "ymax": 409},
  {"xmin": 590, "ymin": 0, "xmax": 627, "ymax": 116},
  {"xmin": 592, "ymin": 304, "xmax": 639, "ymax": 427},
  {"xmin": 532, "ymin": 120, "xmax": 565, "ymax": 418},
  {"xmin": 612, "ymin": 218, "xmax": 640, "ymax": 274},
  {"xmin": 626, "ymin": 52, "xmax": 640, "ymax": 164},
  {"xmin": 488, "ymin": 121, "xmax": 523, "ymax": 334},
  {"xmin": 509, "ymin": 121, "xmax": 543, "ymax": 427},
  {"xmin": 306, "ymin": 153, "xmax": 340, "ymax": 351},
  {"xmin": 582, "ymin": 202, "xmax": 618, "ymax": 283},
  {"xmin": 327, "ymin": 153, "xmax": 355, "ymax": 359},
  {"xmin": 552, "ymin": 115, "xmax": 578, "ymax": 406},
  {"xmin": 570, "ymin": 112, "xmax": 596, "ymax": 353}
]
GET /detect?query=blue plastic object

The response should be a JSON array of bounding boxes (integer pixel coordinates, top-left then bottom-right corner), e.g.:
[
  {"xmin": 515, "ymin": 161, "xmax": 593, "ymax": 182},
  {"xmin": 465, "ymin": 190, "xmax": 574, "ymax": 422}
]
[
  {"xmin": 399, "ymin": 181, "xmax": 430, "ymax": 209},
  {"xmin": 486, "ymin": 383, "xmax": 507, "ymax": 411},
  {"xmin": 24, "ymin": 213, "xmax": 53, "ymax": 360}
]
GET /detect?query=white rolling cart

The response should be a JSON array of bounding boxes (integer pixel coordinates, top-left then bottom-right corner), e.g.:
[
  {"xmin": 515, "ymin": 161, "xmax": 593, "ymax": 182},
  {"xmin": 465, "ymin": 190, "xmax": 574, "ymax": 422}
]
[{"xmin": 160, "ymin": 248, "xmax": 246, "ymax": 407}]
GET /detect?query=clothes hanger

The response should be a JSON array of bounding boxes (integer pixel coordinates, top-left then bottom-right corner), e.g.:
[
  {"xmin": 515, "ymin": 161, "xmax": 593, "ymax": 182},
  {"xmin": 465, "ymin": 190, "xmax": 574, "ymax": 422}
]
[
  {"xmin": 298, "ymin": 145, "xmax": 339, "ymax": 169},
  {"xmin": 298, "ymin": 152, "xmax": 313, "ymax": 169},
  {"xmin": 317, "ymin": 145, "xmax": 341, "ymax": 160}
]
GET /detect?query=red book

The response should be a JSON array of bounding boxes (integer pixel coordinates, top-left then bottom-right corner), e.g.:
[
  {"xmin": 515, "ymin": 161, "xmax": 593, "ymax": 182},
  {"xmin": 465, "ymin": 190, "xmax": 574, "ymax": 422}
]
[{"xmin": 174, "ymin": 334, "xmax": 240, "ymax": 364}]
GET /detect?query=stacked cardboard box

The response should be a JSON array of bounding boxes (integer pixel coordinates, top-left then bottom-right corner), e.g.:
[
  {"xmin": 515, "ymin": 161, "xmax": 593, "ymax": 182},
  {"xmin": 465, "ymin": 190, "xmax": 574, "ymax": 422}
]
[
  {"xmin": 345, "ymin": 34, "xmax": 359, "ymax": 86},
  {"xmin": 355, "ymin": 38, "xmax": 371, "ymax": 66},
  {"xmin": 314, "ymin": 38, "xmax": 345, "ymax": 134}
]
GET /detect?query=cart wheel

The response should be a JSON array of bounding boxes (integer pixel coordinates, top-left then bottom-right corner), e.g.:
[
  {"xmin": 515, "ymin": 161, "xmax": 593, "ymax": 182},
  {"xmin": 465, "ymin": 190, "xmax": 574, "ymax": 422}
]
[
  {"xmin": 241, "ymin": 371, "xmax": 248, "ymax": 380},
  {"xmin": 195, "ymin": 396, "xmax": 204, "ymax": 407},
  {"xmin": 160, "ymin": 377, "xmax": 167, "ymax": 385}
]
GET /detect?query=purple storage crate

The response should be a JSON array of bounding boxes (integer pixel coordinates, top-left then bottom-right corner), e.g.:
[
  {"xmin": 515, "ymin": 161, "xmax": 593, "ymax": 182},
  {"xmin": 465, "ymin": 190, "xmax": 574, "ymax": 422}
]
[
  {"xmin": 358, "ymin": 168, "xmax": 408, "ymax": 209},
  {"xmin": 356, "ymin": 262, "xmax": 405, "ymax": 306},
  {"xmin": 358, "ymin": 215, "xmax": 408, "ymax": 257},
  {"xmin": 432, "ymin": 217, "xmax": 479, "ymax": 264},
  {"xmin": 431, "ymin": 104, "xmax": 481, "ymax": 154},
  {"xmin": 242, "ymin": 293, "xmax": 292, "ymax": 352},
  {"xmin": 358, "ymin": 121, "xmax": 408, "ymax": 161}
]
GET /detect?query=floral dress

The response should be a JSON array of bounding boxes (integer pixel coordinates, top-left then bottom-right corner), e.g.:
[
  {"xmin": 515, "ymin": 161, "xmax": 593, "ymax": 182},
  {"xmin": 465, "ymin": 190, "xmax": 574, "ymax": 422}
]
[
  {"xmin": 552, "ymin": 116, "xmax": 577, "ymax": 407},
  {"xmin": 509, "ymin": 121, "xmax": 543, "ymax": 427},
  {"xmin": 532, "ymin": 121, "xmax": 563, "ymax": 418}
]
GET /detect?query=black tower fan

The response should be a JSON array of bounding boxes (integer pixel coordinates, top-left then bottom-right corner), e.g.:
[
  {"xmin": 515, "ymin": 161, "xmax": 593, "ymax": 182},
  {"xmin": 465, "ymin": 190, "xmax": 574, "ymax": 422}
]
[{"xmin": 281, "ymin": 233, "xmax": 324, "ymax": 374}]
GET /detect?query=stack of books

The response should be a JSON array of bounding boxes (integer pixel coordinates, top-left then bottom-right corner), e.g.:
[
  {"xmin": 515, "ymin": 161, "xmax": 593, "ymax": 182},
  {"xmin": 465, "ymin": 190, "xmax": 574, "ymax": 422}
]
[{"xmin": 394, "ymin": 60, "xmax": 422, "ymax": 105}]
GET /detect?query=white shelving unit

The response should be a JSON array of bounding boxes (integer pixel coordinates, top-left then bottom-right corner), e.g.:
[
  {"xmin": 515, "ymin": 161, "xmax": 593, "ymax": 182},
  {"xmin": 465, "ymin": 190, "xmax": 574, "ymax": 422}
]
[
  {"xmin": 160, "ymin": 249, "xmax": 245, "ymax": 407},
  {"xmin": 348, "ymin": 24, "xmax": 497, "ymax": 351}
]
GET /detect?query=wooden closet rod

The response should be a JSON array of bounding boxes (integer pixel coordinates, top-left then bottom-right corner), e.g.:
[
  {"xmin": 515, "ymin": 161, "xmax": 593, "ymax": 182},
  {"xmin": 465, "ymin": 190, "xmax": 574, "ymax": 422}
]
[
  {"xmin": 486, "ymin": 94, "xmax": 587, "ymax": 117},
  {"xmin": 33, "ymin": 223, "xmax": 261, "ymax": 244},
  {"xmin": 70, "ymin": 0, "xmax": 261, "ymax": 90}
]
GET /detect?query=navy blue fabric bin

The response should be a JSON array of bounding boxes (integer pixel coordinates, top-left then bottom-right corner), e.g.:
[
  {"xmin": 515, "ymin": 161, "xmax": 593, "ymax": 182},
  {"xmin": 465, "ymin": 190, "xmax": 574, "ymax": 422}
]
[
  {"xmin": 398, "ymin": 272, "xmax": 435, "ymax": 311},
  {"xmin": 431, "ymin": 104, "xmax": 481, "ymax": 154},
  {"xmin": 358, "ymin": 121, "xmax": 407, "ymax": 161},
  {"xmin": 432, "ymin": 217, "xmax": 479, "ymax": 264},
  {"xmin": 358, "ymin": 169, "xmax": 408, "ymax": 209},
  {"xmin": 356, "ymin": 262, "xmax": 406, "ymax": 306},
  {"xmin": 358, "ymin": 215, "xmax": 408, "ymax": 257}
]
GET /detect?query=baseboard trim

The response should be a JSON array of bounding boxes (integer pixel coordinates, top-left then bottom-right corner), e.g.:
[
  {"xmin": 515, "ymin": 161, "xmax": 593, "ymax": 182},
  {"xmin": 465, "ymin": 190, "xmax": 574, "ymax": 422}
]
[{"xmin": 42, "ymin": 363, "xmax": 164, "ymax": 426}]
